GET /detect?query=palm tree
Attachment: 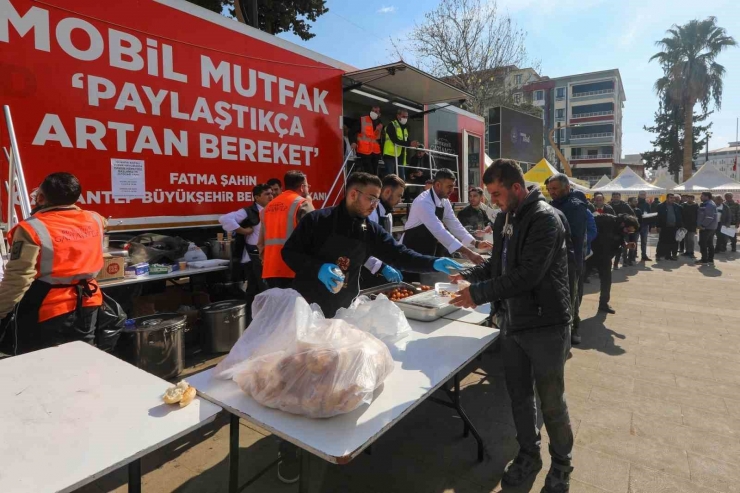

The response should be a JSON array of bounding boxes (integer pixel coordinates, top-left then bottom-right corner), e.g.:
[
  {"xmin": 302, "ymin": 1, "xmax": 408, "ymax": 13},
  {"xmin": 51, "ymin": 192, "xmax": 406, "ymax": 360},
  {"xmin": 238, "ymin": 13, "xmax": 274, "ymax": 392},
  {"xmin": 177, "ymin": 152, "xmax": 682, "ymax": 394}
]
[{"xmin": 650, "ymin": 17, "xmax": 736, "ymax": 180}]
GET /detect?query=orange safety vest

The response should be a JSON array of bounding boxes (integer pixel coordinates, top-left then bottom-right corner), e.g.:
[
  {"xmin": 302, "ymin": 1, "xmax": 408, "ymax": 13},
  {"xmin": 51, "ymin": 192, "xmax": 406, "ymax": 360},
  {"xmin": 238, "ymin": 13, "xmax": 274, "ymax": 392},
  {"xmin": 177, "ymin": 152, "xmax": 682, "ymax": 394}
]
[
  {"xmin": 356, "ymin": 115, "xmax": 381, "ymax": 155},
  {"xmin": 262, "ymin": 190, "xmax": 306, "ymax": 279},
  {"xmin": 9, "ymin": 208, "xmax": 104, "ymax": 322}
]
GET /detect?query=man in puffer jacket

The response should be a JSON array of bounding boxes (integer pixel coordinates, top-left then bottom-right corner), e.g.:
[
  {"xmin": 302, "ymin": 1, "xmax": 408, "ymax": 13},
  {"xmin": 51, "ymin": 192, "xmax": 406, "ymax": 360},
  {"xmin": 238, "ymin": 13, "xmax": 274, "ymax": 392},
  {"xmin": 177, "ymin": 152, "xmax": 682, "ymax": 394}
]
[
  {"xmin": 546, "ymin": 174, "xmax": 590, "ymax": 345},
  {"xmin": 450, "ymin": 159, "xmax": 574, "ymax": 493}
]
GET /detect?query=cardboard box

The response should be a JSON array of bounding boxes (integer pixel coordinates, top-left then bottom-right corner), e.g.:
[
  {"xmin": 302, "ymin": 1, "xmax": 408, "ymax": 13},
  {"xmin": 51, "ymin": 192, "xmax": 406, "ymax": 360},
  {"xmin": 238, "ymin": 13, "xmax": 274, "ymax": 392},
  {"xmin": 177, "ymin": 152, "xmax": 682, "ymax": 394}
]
[
  {"xmin": 96, "ymin": 254, "xmax": 125, "ymax": 281},
  {"xmin": 124, "ymin": 262, "xmax": 149, "ymax": 278}
]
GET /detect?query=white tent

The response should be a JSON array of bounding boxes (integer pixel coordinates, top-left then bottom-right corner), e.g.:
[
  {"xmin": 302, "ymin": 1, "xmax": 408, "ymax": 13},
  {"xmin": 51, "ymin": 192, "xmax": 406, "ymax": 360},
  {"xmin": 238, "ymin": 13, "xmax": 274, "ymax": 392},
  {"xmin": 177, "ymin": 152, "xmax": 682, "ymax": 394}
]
[
  {"xmin": 592, "ymin": 175, "xmax": 611, "ymax": 189},
  {"xmin": 673, "ymin": 163, "xmax": 740, "ymax": 192},
  {"xmin": 593, "ymin": 167, "xmax": 664, "ymax": 194},
  {"xmin": 651, "ymin": 173, "xmax": 678, "ymax": 190}
]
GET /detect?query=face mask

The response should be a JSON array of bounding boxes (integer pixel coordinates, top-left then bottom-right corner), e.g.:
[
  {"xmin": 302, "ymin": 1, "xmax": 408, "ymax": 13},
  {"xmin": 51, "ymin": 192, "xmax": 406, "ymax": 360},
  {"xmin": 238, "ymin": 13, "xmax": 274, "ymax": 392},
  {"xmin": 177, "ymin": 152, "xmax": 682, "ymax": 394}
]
[
  {"xmin": 370, "ymin": 111, "xmax": 378, "ymax": 120},
  {"xmin": 399, "ymin": 117, "xmax": 408, "ymax": 125}
]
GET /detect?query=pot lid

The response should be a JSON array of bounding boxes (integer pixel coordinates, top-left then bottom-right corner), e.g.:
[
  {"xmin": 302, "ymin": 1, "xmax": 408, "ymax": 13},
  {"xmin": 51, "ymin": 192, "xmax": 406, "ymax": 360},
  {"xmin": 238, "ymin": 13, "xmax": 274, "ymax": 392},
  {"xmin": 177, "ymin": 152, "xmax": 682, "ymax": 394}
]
[
  {"xmin": 126, "ymin": 313, "xmax": 186, "ymax": 332},
  {"xmin": 202, "ymin": 299, "xmax": 246, "ymax": 314}
]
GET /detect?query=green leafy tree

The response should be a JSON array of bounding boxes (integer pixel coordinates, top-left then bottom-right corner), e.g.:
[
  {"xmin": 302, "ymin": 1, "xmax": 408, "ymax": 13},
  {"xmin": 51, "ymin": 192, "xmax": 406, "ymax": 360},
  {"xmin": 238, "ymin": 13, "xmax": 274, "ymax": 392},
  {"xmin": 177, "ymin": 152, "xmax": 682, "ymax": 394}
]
[
  {"xmin": 642, "ymin": 99, "xmax": 711, "ymax": 182},
  {"xmin": 650, "ymin": 16, "xmax": 736, "ymax": 179},
  {"xmin": 185, "ymin": 0, "xmax": 328, "ymax": 41}
]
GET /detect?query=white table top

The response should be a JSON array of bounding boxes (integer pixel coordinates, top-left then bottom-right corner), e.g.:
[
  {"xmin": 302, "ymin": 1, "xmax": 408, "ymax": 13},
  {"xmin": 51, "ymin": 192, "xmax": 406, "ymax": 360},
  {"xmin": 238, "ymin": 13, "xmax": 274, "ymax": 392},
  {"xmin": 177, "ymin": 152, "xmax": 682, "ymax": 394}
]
[
  {"xmin": 0, "ymin": 342, "xmax": 222, "ymax": 493},
  {"xmin": 442, "ymin": 303, "xmax": 491, "ymax": 325},
  {"xmin": 189, "ymin": 318, "xmax": 499, "ymax": 464},
  {"xmin": 98, "ymin": 265, "xmax": 228, "ymax": 288}
]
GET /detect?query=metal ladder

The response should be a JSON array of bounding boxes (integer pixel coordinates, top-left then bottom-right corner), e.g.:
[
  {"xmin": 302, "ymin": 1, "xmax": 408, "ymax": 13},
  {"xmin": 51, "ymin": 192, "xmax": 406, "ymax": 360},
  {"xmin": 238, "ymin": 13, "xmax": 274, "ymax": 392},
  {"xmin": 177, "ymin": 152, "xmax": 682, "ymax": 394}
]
[{"xmin": 2, "ymin": 105, "xmax": 32, "ymax": 256}]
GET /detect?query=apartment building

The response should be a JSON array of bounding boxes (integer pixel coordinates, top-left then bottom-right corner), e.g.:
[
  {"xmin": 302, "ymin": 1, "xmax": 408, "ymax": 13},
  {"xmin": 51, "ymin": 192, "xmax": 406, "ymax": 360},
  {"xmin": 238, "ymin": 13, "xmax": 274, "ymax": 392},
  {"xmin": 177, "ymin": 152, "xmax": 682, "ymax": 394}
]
[{"xmin": 521, "ymin": 69, "xmax": 626, "ymax": 186}]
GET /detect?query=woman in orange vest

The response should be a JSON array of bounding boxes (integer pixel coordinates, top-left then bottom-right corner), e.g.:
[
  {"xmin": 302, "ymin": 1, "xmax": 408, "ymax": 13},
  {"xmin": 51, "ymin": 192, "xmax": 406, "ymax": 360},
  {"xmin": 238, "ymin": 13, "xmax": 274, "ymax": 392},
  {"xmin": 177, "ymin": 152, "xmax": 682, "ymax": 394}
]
[{"xmin": 0, "ymin": 172, "xmax": 106, "ymax": 355}]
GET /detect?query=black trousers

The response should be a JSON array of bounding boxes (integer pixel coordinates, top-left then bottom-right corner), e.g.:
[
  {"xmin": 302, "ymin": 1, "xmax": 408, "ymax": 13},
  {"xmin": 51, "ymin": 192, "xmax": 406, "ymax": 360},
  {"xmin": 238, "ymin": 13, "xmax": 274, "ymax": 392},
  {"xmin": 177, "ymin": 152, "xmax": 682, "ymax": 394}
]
[
  {"xmin": 699, "ymin": 229, "xmax": 715, "ymax": 262},
  {"xmin": 356, "ymin": 153, "xmax": 380, "ymax": 175},
  {"xmin": 265, "ymin": 277, "xmax": 293, "ymax": 289},
  {"xmin": 502, "ymin": 325, "xmax": 573, "ymax": 463},
  {"xmin": 731, "ymin": 227, "xmax": 738, "ymax": 251},
  {"xmin": 1, "ymin": 307, "xmax": 98, "ymax": 356},
  {"xmin": 587, "ymin": 255, "xmax": 612, "ymax": 306},
  {"xmin": 244, "ymin": 257, "xmax": 266, "ymax": 318},
  {"xmin": 656, "ymin": 226, "xmax": 678, "ymax": 258}
]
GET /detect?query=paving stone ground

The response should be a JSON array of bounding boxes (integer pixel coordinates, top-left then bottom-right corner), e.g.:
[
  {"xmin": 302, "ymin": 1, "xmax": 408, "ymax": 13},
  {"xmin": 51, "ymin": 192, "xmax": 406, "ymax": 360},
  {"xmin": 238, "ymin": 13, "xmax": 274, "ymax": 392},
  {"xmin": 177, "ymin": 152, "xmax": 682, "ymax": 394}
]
[{"xmin": 79, "ymin": 235, "xmax": 740, "ymax": 493}]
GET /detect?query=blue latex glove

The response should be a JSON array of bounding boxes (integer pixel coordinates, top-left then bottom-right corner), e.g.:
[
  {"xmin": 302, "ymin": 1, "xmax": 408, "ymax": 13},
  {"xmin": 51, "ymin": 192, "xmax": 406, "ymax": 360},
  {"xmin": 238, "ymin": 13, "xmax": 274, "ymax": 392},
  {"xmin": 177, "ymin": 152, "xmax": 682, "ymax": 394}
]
[
  {"xmin": 381, "ymin": 264, "xmax": 403, "ymax": 282},
  {"xmin": 318, "ymin": 263, "xmax": 344, "ymax": 293},
  {"xmin": 433, "ymin": 258, "xmax": 463, "ymax": 275}
]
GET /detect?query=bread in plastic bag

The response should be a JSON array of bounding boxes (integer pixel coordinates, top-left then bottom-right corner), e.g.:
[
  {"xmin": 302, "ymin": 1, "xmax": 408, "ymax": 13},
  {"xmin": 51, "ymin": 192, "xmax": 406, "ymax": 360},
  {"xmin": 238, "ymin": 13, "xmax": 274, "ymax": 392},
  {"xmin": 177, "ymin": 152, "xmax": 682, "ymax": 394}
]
[
  {"xmin": 214, "ymin": 289, "xmax": 395, "ymax": 418},
  {"xmin": 334, "ymin": 294, "xmax": 411, "ymax": 344}
]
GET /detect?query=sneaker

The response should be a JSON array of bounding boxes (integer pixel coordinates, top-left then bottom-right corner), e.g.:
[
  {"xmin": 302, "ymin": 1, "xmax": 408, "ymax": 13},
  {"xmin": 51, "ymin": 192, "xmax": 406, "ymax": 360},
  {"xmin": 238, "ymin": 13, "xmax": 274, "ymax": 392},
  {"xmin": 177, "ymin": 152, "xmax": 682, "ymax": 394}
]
[
  {"xmin": 502, "ymin": 451, "xmax": 543, "ymax": 487},
  {"xmin": 641, "ymin": 256, "xmax": 652, "ymax": 261},
  {"xmin": 277, "ymin": 451, "xmax": 300, "ymax": 484},
  {"xmin": 708, "ymin": 261, "xmax": 715, "ymax": 266},
  {"xmin": 695, "ymin": 259, "xmax": 707, "ymax": 265},
  {"xmin": 669, "ymin": 255, "xmax": 679, "ymax": 261},
  {"xmin": 598, "ymin": 304, "xmax": 616, "ymax": 314},
  {"xmin": 571, "ymin": 326, "xmax": 581, "ymax": 345},
  {"xmin": 540, "ymin": 460, "xmax": 574, "ymax": 493}
]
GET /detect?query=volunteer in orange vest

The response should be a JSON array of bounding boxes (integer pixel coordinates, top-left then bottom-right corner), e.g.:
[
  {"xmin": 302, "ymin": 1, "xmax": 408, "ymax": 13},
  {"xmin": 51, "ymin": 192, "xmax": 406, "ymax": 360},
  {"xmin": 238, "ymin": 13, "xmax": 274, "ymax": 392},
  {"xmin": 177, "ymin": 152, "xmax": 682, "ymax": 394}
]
[
  {"xmin": 257, "ymin": 170, "xmax": 314, "ymax": 289},
  {"xmin": 350, "ymin": 105, "xmax": 384, "ymax": 175},
  {"xmin": 0, "ymin": 172, "xmax": 106, "ymax": 355}
]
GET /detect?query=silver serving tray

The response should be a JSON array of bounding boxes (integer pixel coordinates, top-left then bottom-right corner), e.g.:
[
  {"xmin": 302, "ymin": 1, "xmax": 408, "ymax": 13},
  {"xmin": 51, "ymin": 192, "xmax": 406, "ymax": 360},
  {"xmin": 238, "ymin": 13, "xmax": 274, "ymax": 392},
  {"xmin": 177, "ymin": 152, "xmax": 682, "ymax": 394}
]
[
  {"xmin": 359, "ymin": 282, "xmax": 420, "ymax": 298},
  {"xmin": 395, "ymin": 290, "xmax": 460, "ymax": 322}
]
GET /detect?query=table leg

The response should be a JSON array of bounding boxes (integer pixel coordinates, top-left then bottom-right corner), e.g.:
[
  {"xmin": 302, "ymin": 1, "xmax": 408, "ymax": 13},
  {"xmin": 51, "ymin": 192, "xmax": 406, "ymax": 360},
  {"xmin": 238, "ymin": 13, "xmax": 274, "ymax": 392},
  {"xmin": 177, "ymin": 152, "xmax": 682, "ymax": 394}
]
[
  {"xmin": 229, "ymin": 413, "xmax": 240, "ymax": 493},
  {"xmin": 451, "ymin": 373, "xmax": 485, "ymax": 462},
  {"xmin": 454, "ymin": 374, "xmax": 470, "ymax": 438},
  {"xmin": 298, "ymin": 449, "xmax": 310, "ymax": 493},
  {"xmin": 128, "ymin": 458, "xmax": 141, "ymax": 493}
]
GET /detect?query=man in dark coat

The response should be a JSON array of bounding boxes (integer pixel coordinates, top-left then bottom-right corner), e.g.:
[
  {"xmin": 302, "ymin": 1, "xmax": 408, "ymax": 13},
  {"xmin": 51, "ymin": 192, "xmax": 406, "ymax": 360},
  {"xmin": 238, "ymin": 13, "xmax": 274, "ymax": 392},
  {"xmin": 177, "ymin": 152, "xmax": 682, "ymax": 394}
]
[
  {"xmin": 450, "ymin": 159, "xmax": 574, "ymax": 493},
  {"xmin": 656, "ymin": 193, "xmax": 683, "ymax": 260},
  {"xmin": 681, "ymin": 195, "xmax": 699, "ymax": 258},
  {"xmin": 635, "ymin": 191, "xmax": 653, "ymax": 261},
  {"xmin": 588, "ymin": 214, "xmax": 639, "ymax": 314},
  {"xmin": 609, "ymin": 193, "xmax": 635, "ymax": 269}
]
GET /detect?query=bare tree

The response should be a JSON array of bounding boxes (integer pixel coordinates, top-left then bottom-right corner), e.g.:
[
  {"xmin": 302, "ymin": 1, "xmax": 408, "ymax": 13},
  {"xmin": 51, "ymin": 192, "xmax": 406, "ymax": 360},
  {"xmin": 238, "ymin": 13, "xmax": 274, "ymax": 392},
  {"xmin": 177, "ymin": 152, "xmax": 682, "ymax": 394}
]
[{"xmin": 391, "ymin": 0, "xmax": 539, "ymax": 117}]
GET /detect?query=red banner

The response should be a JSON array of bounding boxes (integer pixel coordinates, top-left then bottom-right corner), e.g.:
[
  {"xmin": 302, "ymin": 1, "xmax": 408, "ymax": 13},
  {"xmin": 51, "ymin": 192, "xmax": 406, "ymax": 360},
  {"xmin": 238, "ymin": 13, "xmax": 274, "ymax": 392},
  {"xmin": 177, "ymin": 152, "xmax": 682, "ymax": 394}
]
[{"xmin": 0, "ymin": 0, "xmax": 344, "ymax": 227}]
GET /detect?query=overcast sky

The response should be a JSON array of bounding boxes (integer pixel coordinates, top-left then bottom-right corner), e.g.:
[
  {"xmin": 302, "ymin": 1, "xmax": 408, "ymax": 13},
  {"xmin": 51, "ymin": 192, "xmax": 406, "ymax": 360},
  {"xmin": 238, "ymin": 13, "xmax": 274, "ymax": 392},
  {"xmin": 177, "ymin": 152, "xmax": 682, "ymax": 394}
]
[{"xmin": 278, "ymin": 0, "xmax": 740, "ymax": 157}]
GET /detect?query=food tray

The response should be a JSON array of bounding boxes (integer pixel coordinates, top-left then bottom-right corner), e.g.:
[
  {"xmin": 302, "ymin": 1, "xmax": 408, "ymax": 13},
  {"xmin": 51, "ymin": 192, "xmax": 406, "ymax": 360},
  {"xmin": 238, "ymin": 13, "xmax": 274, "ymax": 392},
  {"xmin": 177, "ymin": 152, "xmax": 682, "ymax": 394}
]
[
  {"xmin": 395, "ymin": 290, "xmax": 461, "ymax": 322},
  {"xmin": 359, "ymin": 282, "xmax": 420, "ymax": 299}
]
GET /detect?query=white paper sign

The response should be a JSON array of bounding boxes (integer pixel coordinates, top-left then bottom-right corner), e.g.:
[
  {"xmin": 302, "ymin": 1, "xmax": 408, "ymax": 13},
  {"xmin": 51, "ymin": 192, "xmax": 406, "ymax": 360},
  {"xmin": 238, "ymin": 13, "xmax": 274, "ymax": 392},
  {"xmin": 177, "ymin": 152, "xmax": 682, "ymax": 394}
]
[
  {"xmin": 721, "ymin": 226, "xmax": 736, "ymax": 238},
  {"xmin": 111, "ymin": 159, "xmax": 145, "ymax": 198}
]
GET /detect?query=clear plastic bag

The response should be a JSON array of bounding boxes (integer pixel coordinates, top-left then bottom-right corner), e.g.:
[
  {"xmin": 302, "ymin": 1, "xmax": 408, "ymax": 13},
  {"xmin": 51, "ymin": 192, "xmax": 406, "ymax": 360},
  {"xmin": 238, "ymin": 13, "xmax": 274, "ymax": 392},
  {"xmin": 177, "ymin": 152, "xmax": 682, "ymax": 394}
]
[
  {"xmin": 214, "ymin": 289, "xmax": 395, "ymax": 418},
  {"xmin": 675, "ymin": 228, "xmax": 688, "ymax": 242},
  {"xmin": 334, "ymin": 294, "xmax": 411, "ymax": 344}
]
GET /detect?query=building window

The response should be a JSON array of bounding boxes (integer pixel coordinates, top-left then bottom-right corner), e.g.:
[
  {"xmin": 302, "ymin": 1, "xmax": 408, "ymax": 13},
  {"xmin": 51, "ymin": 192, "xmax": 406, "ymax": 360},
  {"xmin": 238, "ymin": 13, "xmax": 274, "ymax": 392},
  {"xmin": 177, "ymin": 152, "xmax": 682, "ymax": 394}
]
[
  {"xmin": 556, "ymin": 109, "xmax": 564, "ymax": 119},
  {"xmin": 535, "ymin": 90, "xmax": 544, "ymax": 101},
  {"xmin": 514, "ymin": 93, "xmax": 521, "ymax": 104},
  {"xmin": 556, "ymin": 87, "xmax": 565, "ymax": 99},
  {"xmin": 515, "ymin": 74, "xmax": 522, "ymax": 85}
]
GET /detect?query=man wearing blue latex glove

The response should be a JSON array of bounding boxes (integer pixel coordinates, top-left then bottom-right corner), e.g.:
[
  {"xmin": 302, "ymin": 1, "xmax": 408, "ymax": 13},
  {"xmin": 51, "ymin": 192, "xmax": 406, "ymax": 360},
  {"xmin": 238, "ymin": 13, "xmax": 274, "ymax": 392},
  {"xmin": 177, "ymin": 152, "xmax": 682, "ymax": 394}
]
[
  {"xmin": 381, "ymin": 264, "xmax": 403, "ymax": 283},
  {"xmin": 318, "ymin": 263, "xmax": 345, "ymax": 292},
  {"xmin": 433, "ymin": 257, "xmax": 463, "ymax": 274},
  {"xmin": 282, "ymin": 172, "xmax": 449, "ymax": 317}
]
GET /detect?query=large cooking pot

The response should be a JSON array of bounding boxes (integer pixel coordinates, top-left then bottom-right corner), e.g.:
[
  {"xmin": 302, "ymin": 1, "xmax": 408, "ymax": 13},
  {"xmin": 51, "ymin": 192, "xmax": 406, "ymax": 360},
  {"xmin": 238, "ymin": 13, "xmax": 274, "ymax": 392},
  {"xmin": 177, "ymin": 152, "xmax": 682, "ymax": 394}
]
[
  {"xmin": 201, "ymin": 300, "xmax": 247, "ymax": 353},
  {"xmin": 208, "ymin": 238, "xmax": 233, "ymax": 260},
  {"xmin": 121, "ymin": 313, "xmax": 186, "ymax": 379}
]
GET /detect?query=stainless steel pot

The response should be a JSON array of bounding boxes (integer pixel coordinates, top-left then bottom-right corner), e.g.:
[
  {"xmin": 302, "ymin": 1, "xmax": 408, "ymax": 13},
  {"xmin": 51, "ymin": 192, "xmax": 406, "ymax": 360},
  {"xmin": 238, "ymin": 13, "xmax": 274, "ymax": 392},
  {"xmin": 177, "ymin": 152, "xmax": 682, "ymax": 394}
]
[
  {"xmin": 123, "ymin": 314, "xmax": 186, "ymax": 379},
  {"xmin": 201, "ymin": 300, "xmax": 247, "ymax": 353},
  {"xmin": 208, "ymin": 238, "xmax": 233, "ymax": 260}
]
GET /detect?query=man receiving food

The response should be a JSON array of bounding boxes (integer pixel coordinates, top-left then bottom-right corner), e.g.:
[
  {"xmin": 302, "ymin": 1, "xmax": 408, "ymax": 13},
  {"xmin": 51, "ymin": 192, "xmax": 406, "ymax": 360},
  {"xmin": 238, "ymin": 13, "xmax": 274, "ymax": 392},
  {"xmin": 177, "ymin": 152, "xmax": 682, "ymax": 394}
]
[
  {"xmin": 281, "ymin": 172, "xmax": 461, "ymax": 318},
  {"xmin": 402, "ymin": 169, "xmax": 492, "ymax": 280}
]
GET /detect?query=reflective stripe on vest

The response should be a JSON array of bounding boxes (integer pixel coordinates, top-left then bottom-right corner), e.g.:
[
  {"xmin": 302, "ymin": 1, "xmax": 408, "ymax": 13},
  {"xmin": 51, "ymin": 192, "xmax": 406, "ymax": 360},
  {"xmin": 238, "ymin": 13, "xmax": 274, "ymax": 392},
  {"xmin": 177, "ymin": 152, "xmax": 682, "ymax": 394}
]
[
  {"xmin": 383, "ymin": 120, "xmax": 408, "ymax": 164},
  {"xmin": 357, "ymin": 116, "xmax": 380, "ymax": 155}
]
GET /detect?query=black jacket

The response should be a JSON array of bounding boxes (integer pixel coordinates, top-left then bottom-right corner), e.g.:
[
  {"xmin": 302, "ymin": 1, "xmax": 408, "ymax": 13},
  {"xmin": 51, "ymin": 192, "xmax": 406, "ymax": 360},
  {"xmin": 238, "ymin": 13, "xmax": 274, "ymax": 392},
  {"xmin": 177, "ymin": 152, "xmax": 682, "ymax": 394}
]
[
  {"xmin": 588, "ymin": 202, "xmax": 615, "ymax": 215},
  {"xmin": 282, "ymin": 201, "xmax": 436, "ymax": 281},
  {"xmin": 636, "ymin": 199, "xmax": 654, "ymax": 226},
  {"xmin": 591, "ymin": 214, "xmax": 625, "ymax": 261},
  {"xmin": 461, "ymin": 187, "xmax": 571, "ymax": 333},
  {"xmin": 457, "ymin": 205, "xmax": 493, "ymax": 235},
  {"xmin": 610, "ymin": 200, "xmax": 635, "ymax": 217},
  {"xmin": 657, "ymin": 202, "xmax": 684, "ymax": 229},
  {"xmin": 681, "ymin": 202, "xmax": 699, "ymax": 231}
]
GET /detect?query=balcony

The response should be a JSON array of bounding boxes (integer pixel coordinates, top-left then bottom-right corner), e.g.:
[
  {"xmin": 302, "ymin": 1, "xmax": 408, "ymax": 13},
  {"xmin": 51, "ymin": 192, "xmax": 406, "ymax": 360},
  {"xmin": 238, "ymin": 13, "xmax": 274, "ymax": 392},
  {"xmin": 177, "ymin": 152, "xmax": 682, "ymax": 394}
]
[
  {"xmin": 572, "ymin": 88, "xmax": 614, "ymax": 98},
  {"xmin": 570, "ymin": 154, "xmax": 613, "ymax": 161},
  {"xmin": 571, "ymin": 110, "xmax": 614, "ymax": 119},
  {"xmin": 570, "ymin": 132, "xmax": 614, "ymax": 140}
]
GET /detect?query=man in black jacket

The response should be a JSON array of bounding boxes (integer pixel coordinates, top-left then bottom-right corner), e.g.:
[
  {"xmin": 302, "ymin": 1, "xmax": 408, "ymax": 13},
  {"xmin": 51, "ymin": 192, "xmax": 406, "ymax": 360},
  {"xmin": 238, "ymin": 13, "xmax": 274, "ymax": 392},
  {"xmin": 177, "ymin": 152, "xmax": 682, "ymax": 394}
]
[
  {"xmin": 681, "ymin": 195, "xmax": 699, "ymax": 258},
  {"xmin": 656, "ymin": 193, "xmax": 683, "ymax": 260},
  {"xmin": 458, "ymin": 187, "xmax": 494, "ymax": 238},
  {"xmin": 609, "ymin": 193, "xmax": 635, "ymax": 269},
  {"xmin": 588, "ymin": 214, "xmax": 639, "ymax": 313},
  {"xmin": 635, "ymin": 191, "xmax": 653, "ymax": 261},
  {"xmin": 450, "ymin": 159, "xmax": 574, "ymax": 493}
]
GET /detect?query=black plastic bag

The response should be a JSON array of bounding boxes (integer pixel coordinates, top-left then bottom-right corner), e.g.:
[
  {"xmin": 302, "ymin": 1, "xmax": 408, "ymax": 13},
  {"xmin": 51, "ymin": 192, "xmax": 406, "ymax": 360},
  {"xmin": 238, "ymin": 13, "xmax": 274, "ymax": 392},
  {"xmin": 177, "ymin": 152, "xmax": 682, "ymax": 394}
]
[
  {"xmin": 96, "ymin": 292, "xmax": 127, "ymax": 352},
  {"xmin": 127, "ymin": 234, "xmax": 190, "ymax": 264}
]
